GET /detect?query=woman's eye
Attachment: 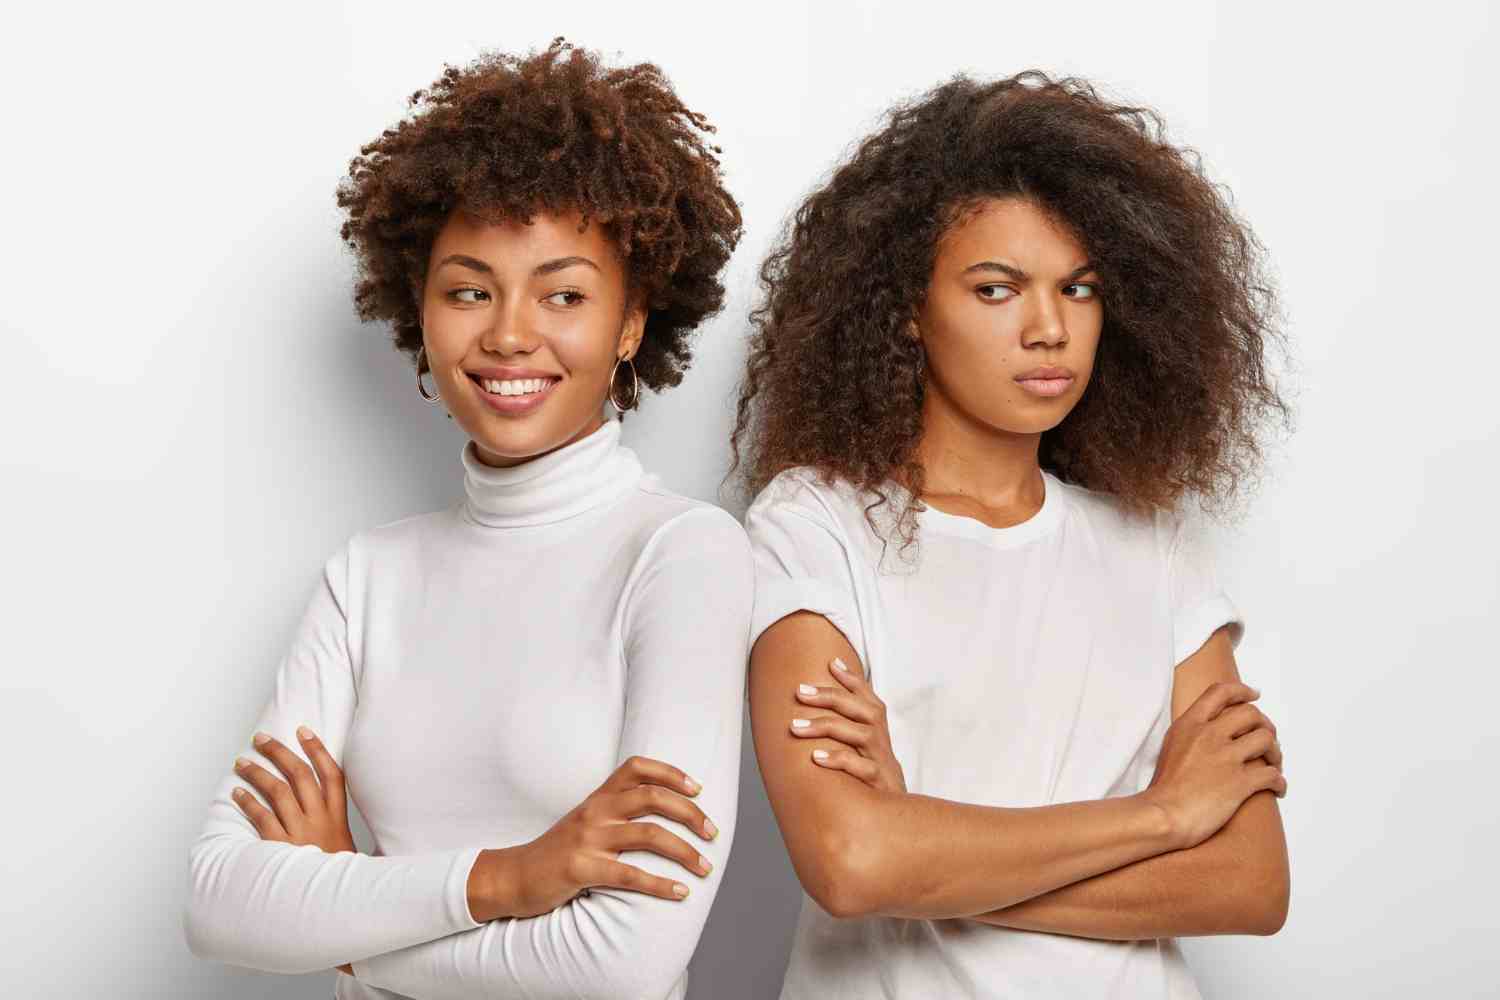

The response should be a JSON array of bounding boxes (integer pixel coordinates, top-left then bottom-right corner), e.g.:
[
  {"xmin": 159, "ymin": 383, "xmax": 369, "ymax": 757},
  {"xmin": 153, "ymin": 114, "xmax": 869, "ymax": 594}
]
[
  {"xmin": 449, "ymin": 288, "xmax": 488, "ymax": 304},
  {"xmin": 544, "ymin": 290, "xmax": 585, "ymax": 307},
  {"xmin": 1064, "ymin": 283, "xmax": 1098, "ymax": 300},
  {"xmin": 977, "ymin": 284, "xmax": 1016, "ymax": 302}
]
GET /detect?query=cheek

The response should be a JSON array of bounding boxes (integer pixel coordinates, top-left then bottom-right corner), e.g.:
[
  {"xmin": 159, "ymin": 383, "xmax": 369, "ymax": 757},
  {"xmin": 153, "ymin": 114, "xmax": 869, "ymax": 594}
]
[
  {"xmin": 421, "ymin": 310, "xmax": 478, "ymax": 362},
  {"xmin": 924, "ymin": 303, "xmax": 1019, "ymax": 381},
  {"xmin": 549, "ymin": 320, "xmax": 621, "ymax": 379}
]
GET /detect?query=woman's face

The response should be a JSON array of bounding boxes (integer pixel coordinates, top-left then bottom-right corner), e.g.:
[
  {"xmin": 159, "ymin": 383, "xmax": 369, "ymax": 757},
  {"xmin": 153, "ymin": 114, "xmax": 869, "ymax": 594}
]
[
  {"xmin": 915, "ymin": 196, "xmax": 1103, "ymax": 438},
  {"xmin": 420, "ymin": 207, "xmax": 645, "ymax": 467}
]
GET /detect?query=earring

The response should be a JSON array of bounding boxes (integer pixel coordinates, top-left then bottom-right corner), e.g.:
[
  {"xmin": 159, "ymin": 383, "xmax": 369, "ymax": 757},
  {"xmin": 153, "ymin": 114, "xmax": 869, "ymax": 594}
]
[
  {"xmin": 609, "ymin": 356, "xmax": 639, "ymax": 414},
  {"xmin": 415, "ymin": 345, "xmax": 440, "ymax": 404}
]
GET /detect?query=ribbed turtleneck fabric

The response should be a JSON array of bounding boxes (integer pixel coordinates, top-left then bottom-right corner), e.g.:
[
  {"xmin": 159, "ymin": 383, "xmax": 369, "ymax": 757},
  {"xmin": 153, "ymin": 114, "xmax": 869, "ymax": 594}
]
[
  {"xmin": 186, "ymin": 420, "xmax": 754, "ymax": 1000},
  {"xmin": 459, "ymin": 416, "xmax": 644, "ymax": 528}
]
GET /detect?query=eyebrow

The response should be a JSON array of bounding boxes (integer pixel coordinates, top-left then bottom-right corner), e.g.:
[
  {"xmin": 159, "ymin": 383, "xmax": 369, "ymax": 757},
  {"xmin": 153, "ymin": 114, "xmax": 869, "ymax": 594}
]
[
  {"xmin": 962, "ymin": 261, "xmax": 1097, "ymax": 282},
  {"xmin": 434, "ymin": 254, "xmax": 601, "ymax": 277}
]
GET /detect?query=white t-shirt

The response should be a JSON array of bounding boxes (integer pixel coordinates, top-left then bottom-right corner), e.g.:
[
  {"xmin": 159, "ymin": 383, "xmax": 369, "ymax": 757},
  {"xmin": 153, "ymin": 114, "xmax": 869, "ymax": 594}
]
[
  {"xmin": 185, "ymin": 419, "xmax": 754, "ymax": 1000},
  {"xmin": 745, "ymin": 466, "xmax": 1243, "ymax": 1000}
]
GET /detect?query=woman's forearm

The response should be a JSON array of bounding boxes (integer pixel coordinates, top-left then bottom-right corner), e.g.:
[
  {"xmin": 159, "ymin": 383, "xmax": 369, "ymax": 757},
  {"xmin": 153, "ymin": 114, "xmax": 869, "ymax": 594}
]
[
  {"xmin": 753, "ymin": 615, "xmax": 1190, "ymax": 922},
  {"xmin": 801, "ymin": 784, "xmax": 1184, "ymax": 920},
  {"xmin": 184, "ymin": 829, "xmax": 483, "ymax": 973},
  {"xmin": 967, "ymin": 789, "xmax": 1289, "ymax": 939}
]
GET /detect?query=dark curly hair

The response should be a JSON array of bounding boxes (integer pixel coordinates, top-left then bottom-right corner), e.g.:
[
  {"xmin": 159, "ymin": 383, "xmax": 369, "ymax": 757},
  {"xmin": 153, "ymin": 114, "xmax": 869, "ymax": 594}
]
[
  {"xmin": 336, "ymin": 38, "xmax": 743, "ymax": 391},
  {"xmin": 732, "ymin": 70, "xmax": 1290, "ymax": 543}
]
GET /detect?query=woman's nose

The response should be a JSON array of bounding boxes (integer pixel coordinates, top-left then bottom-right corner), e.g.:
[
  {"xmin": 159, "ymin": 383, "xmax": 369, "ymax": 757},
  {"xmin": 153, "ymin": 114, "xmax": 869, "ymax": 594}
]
[
  {"xmin": 1023, "ymin": 294, "xmax": 1069, "ymax": 348},
  {"xmin": 480, "ymin": 302, "xmax": 539, "ymax": 355}
]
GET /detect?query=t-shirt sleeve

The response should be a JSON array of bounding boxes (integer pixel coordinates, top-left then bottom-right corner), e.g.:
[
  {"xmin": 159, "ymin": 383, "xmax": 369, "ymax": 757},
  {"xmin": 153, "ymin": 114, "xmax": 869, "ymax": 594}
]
[
  {"xmin": 1166, "ymin": 510, "xmax": 1245, "ymax": 667},
  {"xmin": 743, "ymin": 474, "xmax": 866, "ymax": 660}
]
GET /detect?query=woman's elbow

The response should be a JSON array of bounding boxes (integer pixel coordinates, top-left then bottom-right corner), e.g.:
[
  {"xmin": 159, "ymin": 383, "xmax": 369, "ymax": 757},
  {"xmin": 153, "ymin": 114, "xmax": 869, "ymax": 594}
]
[
  {"xmin": 181, "ymin": 897, "xmax": 216, "ymax": 963},
  {"xmin": 182, "ymin": 891, "xmax": 260, "ymax": 970},
  {"xmin": 183, "ymin": 847, "xmax": 228, "ymax": 964},
  {"xmin": 183, "ymin": 899, "xmax": 323, "ymax": 975},
  {"xmin": 1238, "ymin": 862, "xmax": 1290, "ymax": 936},
  {"xmin": 182, "ymin": 895, "xmax": 253, "ymax": 971},
  {"xmin": 183, "ymin": 842, "xmax": 317, "ymax": 975},
  {"xmin": 798, "ymin": 829, "xmax": 885, "ymax": 920},
  {"xmin": 1249, "ymin": 875, "xmax": 1290, "ymax": 936}
]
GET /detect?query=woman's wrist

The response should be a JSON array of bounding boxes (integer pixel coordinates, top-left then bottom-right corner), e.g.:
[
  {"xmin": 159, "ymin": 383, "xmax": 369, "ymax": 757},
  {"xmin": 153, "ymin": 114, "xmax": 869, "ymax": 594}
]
[
  {"xmin": 1132, "ymin": 788, "xmax": 1189, "ymax": 853},
  {"xmin": 467, "ymin": 847, "xmax": 520, "ymax": 923}
]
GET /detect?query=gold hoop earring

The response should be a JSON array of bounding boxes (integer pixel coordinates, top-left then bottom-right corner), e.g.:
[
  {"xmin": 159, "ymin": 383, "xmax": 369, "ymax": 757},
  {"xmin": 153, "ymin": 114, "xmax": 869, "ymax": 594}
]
[
  {"xmin": 415, "ymin": 346, "xmax": 440, "ymax": 404},
  {"xmin": 609, "ymin": 356, "xmax": 639, "ymax": 414}
]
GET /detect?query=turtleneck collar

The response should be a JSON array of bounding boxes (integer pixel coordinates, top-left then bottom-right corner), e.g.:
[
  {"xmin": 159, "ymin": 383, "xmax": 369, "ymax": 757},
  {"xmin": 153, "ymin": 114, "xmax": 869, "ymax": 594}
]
[{"xmin": 460, "ymin": 418, "xmax": 643, "ymax": 529}]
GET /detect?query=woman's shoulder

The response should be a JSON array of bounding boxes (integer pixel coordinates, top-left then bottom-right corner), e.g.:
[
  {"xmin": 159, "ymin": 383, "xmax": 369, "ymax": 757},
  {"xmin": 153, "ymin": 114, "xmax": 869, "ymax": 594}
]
[
  {"xmin": 747, "ymin": 465, "xmax": 871, "ymax": 527},
  {"xmin": 628, "ymin": 476, "xmax": 750, "ymax": 559},
  {"xmin": 329, "ymin": 504, "xmax": 464, "ymax": 568},
  {"xmin": 1049, "ymin": 471, "xmax": 1190, "ymax": 560}
]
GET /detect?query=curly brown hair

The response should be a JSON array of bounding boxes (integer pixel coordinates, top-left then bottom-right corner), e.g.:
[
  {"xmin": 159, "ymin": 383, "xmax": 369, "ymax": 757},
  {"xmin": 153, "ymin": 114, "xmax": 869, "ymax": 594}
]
[
  {"xmin": 336, "ymin": 38, "xmax": 742, "ymax": 391},
  {"xmin": 732, "ymin": 70, "xmax": 1291, "ymax": 542}
]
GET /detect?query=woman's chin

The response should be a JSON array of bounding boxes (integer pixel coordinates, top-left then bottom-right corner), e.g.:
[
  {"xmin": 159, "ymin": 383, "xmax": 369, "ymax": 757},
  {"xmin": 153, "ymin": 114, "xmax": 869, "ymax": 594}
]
[
  {"xmin": 463, "ymin": 414, "xmax": 607, "ymax": 469},
  {"xmin": 468, "ymin": 431, "xmax": 566, "ymax": 468}
]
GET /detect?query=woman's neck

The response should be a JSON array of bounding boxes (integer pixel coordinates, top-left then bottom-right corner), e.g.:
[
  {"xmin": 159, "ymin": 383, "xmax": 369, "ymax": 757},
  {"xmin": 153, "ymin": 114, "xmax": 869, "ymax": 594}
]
[
  {"xmin": 460, "ymin": 417, "xmax": 641, "ymax": 529},
  {"xmin": 911, "ymin": 390, "xmax": 1046, "ymax": 529}
]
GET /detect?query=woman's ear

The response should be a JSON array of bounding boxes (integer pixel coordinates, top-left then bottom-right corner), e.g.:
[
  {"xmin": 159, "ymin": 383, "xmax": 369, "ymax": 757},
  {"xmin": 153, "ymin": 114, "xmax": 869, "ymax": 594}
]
[{"xmin": 618, "ymin": 295, "xmax": 648, "ymax": 361}]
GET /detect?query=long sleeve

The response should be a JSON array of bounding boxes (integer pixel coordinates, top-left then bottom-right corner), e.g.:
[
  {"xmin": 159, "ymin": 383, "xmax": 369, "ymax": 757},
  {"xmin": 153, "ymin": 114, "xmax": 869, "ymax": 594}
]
[
  {"xmin": 351, "ymin": 507, "xmax": 754, "ymax": 1000},
  {"xmin": 183, "ymin": 543, "xmax": 483, "ymax": 974}
]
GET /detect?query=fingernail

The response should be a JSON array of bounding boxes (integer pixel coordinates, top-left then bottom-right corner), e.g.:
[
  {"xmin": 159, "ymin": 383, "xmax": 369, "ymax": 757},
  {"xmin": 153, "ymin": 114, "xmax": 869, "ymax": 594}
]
[
  {"xmin": 797, "ymin": 684, "xmax": 817, "ymax": 697},
  {"xmin": 296, "ymin": 725, "xmax": 314, "ymax": 741},
  {"xmin": 234, "ymin": 756, "xmax": 250, "ymax": 770},
  {"xmin": 812, "ymin": 749, "xmax": 829, "ymax": 762},
  {"xmin": 791, "ymin": 718, "xmax": 811, "ymax": 729},
  {"xmin": 704, "ymin": 818, "xmax": 718, "ymax": 839},
  {"xmin": 831, "ymin": 658, "xmax": 849, "ymax": 672},
  {"xmin": 684, "ymin": 775, "xmax": 702, "ymax": 794},
  {"xmin": 252, "ymin": 732, "xmax": 270, "ymax": 746},
  {"xmin": 232, "ymin": 788, "xmax": 247, "ymax": 799},
  {"xmin": 699, "ymin": 855, "xmax": 713, "ymax": 874},
  {"xmin": 672, "ymin": 883, "xmax": 690, "ymax": 898}
]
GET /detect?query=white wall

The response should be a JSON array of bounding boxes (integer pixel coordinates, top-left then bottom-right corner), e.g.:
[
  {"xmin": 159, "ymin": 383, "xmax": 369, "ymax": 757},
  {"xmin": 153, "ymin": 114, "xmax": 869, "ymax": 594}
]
[{"xmin": 2, "ymin": 2, "xmax": 1495, "ymax": 996}]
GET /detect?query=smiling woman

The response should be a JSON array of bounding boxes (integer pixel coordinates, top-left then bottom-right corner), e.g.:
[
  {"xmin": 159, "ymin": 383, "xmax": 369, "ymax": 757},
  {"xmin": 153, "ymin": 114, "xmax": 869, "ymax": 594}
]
[
  {"xmin": 420, "ymin": 208, "xmax": 647, "ymax": 462},
  {"xmin": 183, "ymin": 38, "xmax": 750, "ymax": 1000}
]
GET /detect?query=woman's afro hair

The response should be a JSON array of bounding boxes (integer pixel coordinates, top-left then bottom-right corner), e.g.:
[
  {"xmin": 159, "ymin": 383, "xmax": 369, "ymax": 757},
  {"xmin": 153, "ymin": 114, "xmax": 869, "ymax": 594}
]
[
  {"xmin": 732, "ymin": 70, "xmax": 1291, "ymax": 542},
  {"xmin": 336, "ymin": 38, "xmax": 743, "ymax": 391}
]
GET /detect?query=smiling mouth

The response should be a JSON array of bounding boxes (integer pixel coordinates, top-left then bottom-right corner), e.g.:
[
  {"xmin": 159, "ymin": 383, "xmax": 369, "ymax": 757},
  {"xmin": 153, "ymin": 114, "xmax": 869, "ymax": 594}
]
[{"xmin": 468, "ymin": 375, "xmax": 560, "ymax": 397}]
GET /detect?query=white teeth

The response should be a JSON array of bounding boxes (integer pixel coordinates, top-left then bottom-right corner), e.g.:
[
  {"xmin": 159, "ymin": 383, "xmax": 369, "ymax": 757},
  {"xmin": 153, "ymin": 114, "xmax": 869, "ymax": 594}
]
[{"xmin": 480, "ymin": 378, "xmax": 552, "ymax": 396}]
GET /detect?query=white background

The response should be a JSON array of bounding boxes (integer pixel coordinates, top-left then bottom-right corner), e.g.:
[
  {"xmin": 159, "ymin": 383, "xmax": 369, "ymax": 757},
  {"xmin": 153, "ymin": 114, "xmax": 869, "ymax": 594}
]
[{"xmin": 2, "ymin": 2, "xmax": 1496, "ymax": 996}]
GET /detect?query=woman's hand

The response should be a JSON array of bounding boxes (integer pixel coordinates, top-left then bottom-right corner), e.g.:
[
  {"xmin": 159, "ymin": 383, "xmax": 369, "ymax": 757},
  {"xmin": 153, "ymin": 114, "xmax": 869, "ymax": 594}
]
[
  {"xmin": 231, "ymin": 726, "xmax": 358, "ymax": 977},
  {"xmin": 788, "ymin": 656, "xmax": 907, "ymax": 794},
  {"xmin": 231, "ymin": 726, "xmax": 356, "ymax": 854},
  {"xmin": 471, "ymin": 755, "xmax": 718, "ymax": 921},
  {"xmin": 1141, "ymin": 681, "xmax": 1287, "ymax": 851}
]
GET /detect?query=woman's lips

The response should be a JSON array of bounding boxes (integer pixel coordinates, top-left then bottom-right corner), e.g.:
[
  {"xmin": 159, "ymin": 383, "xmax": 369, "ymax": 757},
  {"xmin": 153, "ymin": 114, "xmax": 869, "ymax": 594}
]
[
  {"xmin": 469, "ymin": 374, "xmax": 560, "ymax": 415},
  {"xmin": 1015, "ymin": 376, "xmax": 1074, "ymax": 397}
]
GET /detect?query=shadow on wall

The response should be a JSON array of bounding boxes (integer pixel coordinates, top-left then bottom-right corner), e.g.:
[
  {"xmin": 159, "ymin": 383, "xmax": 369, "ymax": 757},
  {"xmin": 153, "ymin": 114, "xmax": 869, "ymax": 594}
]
[{"xmin": 688, "ymin": 706, "xmax": 804, "ymax": 998}]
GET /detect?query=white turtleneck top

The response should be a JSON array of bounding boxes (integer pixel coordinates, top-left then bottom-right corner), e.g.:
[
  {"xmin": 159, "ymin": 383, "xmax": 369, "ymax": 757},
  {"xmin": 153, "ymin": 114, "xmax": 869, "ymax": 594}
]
[{"xmin": 184, "ymin": 419, "xmax": 754, "ymax": 1000}]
